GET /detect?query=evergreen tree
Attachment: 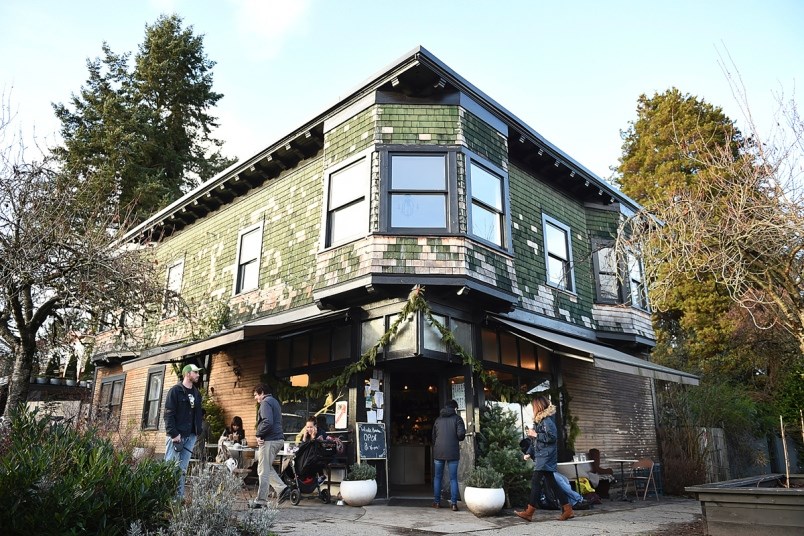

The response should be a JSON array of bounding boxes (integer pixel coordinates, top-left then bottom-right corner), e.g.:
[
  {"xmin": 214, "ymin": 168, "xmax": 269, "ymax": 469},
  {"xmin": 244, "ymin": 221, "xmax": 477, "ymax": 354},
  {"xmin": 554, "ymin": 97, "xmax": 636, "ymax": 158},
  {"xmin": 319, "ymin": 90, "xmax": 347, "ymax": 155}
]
[
  {"xmin": 53, "ymin": 14, "xmax": 235, "ymax": 221},
  {"xmin": 616, "ymin": 88, "xmax": 800, "ymax": 392}
]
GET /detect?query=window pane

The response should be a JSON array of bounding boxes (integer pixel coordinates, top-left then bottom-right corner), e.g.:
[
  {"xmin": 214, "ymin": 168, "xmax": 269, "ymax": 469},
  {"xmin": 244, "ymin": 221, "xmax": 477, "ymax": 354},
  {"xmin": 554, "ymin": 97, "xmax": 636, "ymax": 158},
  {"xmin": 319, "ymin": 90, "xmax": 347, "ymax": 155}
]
[
  {"xmin": 451, "ymin": 319, "xmax": 473, "ymax": 355},
  {"xmin": 167, "ymin": 263, "xmax": 183, "ymax": 293},
  {"xmin": 481, "ymin": 328, "xmax": 499, "ymax": 363},
  {"xmin": 332, "ymin": 325, "xmax": 351, "ymax": 360},
  {"xmin": 547, "ymin": 256, "xmax": 567, "ymax": 288},
  {"xmin": 329, "ymin": 199, "xmax": 366, "ymax": 244},
  {"xmin": 240, "ymin": 229, "xmax": 261, "ymax": 262},
  {"xmin": 310, "ymin": 331, "xmax": 330, "ymax": 365},
  {"xmin": 391, "ymin": 194, "xmax": 446, "ymax": 228},
  {"xmin": 500, "ymin": 332, "xmax": 518, "ymax": 367},
  {"xmin": 599, "ymin": 274, "xmax": 619, "ymax": 301},
  {"xmin": 471, "ymin": 203, "xmax": 502, "ymax": 246},
  {"xmin": 276, "ymin": 338, "xmax": 290, "ymax": 370},
  {"xmin": 423, "ymin": 314, "xmax": 447, "ymax": 353},
  {"xmin": 146, "ymin": 401, "xmax": 159, "ymax": 427},
  {"xmin": 238, "ymin": 260, "xmax": 259, "ymax": 291},
  {"xmin": 597, "ymin": 247, "xmax": 616, "ymax": 274},
  {"xmin": 470, "ymin": 163, "xmax": 502, "ymax": 210},
  {"xmin": 361, "ymin": 318, "xmax": 385, "ymax": 354},
  {"xmin": 147, "ymin": 374, "xmax": 162, "ymax": 401},
  {"xmin": 545, "ymin": 223, "xmax": 567, "ymax": 259},
  {"xmin": 291, "ymin": 335, "xmax": 309, "ymax": 368},
  {"xmin": 111, "ymin": 380, "xmax": 124, "ymax": 405},
  {"xmin": 391, "ymin": 155, "xmax": 446, "ymax": 190},
  {"xmin": 388, "ymin": 312, "xmax": 416, "ymax": 355},
  {"xmin": 329, "ymin": 158, "xmax": 366, "ymax": 209},
  {"xmin": 520, "ymin": 341, "xmax": 536, "ymax": 370}
]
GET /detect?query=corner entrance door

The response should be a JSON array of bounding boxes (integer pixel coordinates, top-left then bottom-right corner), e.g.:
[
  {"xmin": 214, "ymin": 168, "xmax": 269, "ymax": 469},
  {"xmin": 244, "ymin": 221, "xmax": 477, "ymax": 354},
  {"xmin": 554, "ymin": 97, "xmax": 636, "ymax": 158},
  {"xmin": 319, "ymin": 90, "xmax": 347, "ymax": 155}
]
[{"xmin": 386, "ymin": 362, "xmax": 441, "ymax": 497}]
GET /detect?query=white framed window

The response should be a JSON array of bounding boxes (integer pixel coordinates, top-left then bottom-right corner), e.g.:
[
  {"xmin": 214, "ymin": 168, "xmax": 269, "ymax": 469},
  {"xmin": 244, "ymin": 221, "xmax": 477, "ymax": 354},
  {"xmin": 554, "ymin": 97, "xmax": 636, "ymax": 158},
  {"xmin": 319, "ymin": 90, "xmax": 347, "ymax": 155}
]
[
  {"xmin": 235, "ymin": 223, "xmax": 263, "ymax": 294},
  {"xmin": 163, "ymin": 259, "xmax": 184, "ymax": 317},
  {"xmin": 543, "ymin": 215, "xmax": 575, "ymax": 292},
  {"xmin": 468, "ymin": 159, "xmax": 506, "ymax": 247},
  {"xmin": 325, "ymin": 154, "xmax": 369, "ymax": 247},
  {"xmin": 389, "ymin": 153, "xmax": 449, "ymax": 230},
  {"xmin": 142, "ymin": 367, "xmax": 164, "ymax": 429}
]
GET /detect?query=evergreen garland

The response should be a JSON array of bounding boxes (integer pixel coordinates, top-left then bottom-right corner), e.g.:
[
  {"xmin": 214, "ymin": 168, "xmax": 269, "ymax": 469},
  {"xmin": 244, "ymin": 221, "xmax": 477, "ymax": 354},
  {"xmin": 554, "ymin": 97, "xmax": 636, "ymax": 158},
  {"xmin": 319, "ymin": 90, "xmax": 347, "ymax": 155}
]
[{"xmin": 263, "ymin": 285, "xmax": 530, "ymax": 405}]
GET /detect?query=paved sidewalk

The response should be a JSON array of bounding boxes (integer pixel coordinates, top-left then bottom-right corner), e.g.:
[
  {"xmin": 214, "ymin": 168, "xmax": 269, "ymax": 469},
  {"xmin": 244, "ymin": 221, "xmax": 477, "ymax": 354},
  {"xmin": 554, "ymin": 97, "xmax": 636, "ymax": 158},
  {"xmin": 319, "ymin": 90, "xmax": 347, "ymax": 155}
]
[{"xmin": 262, "ymin": 496, "xmax": 701, "ymax": 536}]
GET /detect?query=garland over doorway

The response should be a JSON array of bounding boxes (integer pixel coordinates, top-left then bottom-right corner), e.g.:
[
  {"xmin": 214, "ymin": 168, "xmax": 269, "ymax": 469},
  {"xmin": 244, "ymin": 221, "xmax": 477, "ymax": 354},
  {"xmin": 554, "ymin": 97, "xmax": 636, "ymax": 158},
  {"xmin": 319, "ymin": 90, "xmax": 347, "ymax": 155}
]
[{"xmin": 265, "ymin": 285, "xmax": 529, "ymax": 404}]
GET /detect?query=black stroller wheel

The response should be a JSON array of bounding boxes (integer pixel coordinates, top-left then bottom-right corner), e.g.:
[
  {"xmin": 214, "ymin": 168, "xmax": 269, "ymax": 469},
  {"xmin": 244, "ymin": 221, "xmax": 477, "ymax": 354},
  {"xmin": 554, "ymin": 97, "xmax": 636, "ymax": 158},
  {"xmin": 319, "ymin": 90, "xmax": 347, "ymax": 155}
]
[
  {"xmin": 290, "ymin": 488, "xmax": 301, "ymax": 505},
  {"xmin": 320, "ymin": 489, "xmax": 330, "ymax": 503}
]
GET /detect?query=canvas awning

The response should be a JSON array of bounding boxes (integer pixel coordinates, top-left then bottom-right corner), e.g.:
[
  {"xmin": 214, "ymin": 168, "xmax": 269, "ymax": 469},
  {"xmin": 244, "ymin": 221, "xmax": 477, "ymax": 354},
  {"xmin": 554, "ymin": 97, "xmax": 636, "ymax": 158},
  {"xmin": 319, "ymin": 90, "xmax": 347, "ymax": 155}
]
[
  {"xmin": 121, "ymin": 305, "xmax": 348, "ymax": 371},
  {"xmin": 492, "ymin": 316, "xmax": 699, "ymax": 386}
]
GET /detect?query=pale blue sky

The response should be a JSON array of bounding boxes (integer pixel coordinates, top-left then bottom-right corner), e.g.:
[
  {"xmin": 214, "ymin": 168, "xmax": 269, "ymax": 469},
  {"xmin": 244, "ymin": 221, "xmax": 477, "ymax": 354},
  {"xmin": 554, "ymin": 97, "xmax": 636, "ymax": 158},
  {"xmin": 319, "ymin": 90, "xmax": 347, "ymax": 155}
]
[{"xmin": 1, "ymin": 0, "xmax": 802, "ymax": 181}]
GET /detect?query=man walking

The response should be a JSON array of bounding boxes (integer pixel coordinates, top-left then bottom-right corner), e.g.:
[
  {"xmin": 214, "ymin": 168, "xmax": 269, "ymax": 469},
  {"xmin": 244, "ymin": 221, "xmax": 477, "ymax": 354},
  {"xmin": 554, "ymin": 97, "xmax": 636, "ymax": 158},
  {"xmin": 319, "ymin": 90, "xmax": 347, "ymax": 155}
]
[
  {"xmin": 164, "ymin": 363, "xmax": 204, "ymax": 498},
  {"xmin": 250, "ymin": 383, "xmax": 288, "ymax": 508},
  {"xmin": 432, "ymin": 399, "xmax": 466, "ymax": 510}
]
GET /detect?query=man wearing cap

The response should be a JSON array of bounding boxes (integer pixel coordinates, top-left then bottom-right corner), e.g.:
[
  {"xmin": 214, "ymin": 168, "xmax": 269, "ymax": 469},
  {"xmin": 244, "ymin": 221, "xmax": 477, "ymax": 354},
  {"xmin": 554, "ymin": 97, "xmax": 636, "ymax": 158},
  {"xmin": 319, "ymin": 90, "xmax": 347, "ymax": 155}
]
[{"xmin": 164, "ymin": 363, "xmax": 204, "ymax": 498}]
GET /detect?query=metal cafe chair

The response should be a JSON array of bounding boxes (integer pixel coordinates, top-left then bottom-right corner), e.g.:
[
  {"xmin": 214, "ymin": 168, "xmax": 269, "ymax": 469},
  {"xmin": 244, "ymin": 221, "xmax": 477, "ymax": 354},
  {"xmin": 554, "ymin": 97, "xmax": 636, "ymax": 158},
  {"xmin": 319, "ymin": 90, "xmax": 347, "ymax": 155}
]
[{"xmin": 624, "ymin": 458, "xmax": 659, "ymax": 501}]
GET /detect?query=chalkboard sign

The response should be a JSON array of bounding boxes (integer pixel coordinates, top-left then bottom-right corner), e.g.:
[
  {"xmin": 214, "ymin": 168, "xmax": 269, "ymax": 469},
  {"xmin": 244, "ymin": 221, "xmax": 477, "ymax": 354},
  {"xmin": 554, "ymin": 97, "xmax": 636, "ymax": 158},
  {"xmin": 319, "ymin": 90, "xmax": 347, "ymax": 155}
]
[{"xmin": 356, "ymin": 422, "xmax": 387, "ymax": 460}]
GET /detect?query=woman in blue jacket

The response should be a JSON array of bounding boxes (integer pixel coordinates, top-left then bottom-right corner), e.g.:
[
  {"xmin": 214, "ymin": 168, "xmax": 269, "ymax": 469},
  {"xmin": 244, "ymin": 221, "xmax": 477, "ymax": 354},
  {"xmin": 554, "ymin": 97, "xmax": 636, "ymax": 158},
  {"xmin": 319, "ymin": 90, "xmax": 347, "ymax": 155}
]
[{"xmin": 515, "ymin": 395, "xmax": 574, "ymax": 522}]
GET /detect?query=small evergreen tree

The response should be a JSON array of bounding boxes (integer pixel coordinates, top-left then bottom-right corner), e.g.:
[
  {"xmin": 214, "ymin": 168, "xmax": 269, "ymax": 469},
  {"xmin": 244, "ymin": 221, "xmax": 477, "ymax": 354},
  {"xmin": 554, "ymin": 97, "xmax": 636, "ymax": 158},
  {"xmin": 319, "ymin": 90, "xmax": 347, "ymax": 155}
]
[{"xmin": 476, "ymin": 403, "xmax": 531, "ymax": 507}]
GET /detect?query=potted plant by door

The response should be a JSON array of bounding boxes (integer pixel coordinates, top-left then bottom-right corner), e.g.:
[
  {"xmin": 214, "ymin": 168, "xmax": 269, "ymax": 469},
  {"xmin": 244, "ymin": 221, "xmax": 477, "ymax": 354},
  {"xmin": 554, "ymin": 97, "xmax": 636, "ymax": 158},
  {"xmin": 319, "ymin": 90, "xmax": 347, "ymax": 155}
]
[
  {"xmin": 339, "ymin": 462, "xmax": 377, "ymax": 507},
  {"xmin": 463, "ymin": 466, "xmax": 505, "ymax": 517}
]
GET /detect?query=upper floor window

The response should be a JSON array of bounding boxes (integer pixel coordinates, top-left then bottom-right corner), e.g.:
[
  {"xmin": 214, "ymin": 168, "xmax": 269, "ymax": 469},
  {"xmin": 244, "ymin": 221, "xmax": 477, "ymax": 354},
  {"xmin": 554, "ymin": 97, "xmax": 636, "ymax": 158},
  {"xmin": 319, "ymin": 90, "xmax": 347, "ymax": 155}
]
[
  {"xmin": 591, "ymin": 241, "xmax": 650, "ymax": 310},
  {"xmin": 142, "ymin": 367, "xmax": 164, "ymax": 429},
  {"xmin": 163, "ymin": 260, "xmax": 184, "ymax": 317},
  {"xmin": 593, "ymin": 245, "xmax": 620, "ymax": 303},
  {"xmin": 628, "ymin": 252, "xmax": 649, "ymax": 309},
  {"xmin": 543, "ymin": 216, "xmax": 575, "ymax": 292},
  {"xmin": 325, "ymin": 156, "xmax": 369, "ymax": 247},
  {"xmin": 235, "ymin": 224, "xmax": 262, "ymax": 294},
  {"xmin": 468, "ymin": 160, "xmax": 505, "ymax": 247},
  {"xmin": 389, "ymin": 153, "xmax": 448, "ymax": 229}
]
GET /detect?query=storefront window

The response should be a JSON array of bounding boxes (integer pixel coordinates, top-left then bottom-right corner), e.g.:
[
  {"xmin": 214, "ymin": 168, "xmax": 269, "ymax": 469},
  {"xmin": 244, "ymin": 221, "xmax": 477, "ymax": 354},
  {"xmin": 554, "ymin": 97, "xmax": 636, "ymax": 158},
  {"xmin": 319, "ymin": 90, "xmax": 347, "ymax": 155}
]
[
  {"xmin": 423, "ymin": 313, "xmax": 447, "ymax": 353},
  {"xmin": 500, "ymin": 332, "xmax": 518, "ymax": 367},
  {"xmin": 481, "ymin": 328, "xmax": 499, "ymax": 363}
]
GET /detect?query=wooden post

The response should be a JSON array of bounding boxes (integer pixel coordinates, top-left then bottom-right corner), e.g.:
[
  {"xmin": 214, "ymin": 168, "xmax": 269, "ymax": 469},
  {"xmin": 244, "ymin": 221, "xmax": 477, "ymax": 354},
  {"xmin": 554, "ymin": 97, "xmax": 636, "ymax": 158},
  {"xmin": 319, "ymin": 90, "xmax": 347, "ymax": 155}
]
[{"xmin": 780, "ymin": 415, "xmax": 790, "ymax": 488}]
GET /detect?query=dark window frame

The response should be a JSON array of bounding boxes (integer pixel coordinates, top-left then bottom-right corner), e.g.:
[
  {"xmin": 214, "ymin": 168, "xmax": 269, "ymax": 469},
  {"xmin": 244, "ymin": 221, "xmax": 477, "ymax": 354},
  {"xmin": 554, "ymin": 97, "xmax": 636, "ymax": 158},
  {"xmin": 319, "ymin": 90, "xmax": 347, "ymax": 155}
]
[
  {"xmin": 98, "ymin": 373, "xmax": 126, "ymax": 430},
  {"xmin": 235, "ymin": 223, "xmax": 263, "ymax": 294},
  {"xmin": 542, "ymin": 214, "xmax": 576, "ymax": 293},
  {"xmin": 141, "ymin": 365, "xmax": 166, "ymax": 430},
  {"xmin": 378, "ymin": 145, "xmax": 459, "ymax": 235}
]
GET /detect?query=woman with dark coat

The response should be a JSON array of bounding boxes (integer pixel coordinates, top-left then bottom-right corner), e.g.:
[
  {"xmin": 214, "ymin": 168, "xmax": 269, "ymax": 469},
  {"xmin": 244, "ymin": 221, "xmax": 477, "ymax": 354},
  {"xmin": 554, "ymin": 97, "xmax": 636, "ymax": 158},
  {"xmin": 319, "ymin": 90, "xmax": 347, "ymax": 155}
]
[
  {"xmin": 431, "ymin": 399, "xmax": 466, "ymax": 510},
  {"xmin": 515, "ymin": 395, "xmax": 574, "ymax": 522}
]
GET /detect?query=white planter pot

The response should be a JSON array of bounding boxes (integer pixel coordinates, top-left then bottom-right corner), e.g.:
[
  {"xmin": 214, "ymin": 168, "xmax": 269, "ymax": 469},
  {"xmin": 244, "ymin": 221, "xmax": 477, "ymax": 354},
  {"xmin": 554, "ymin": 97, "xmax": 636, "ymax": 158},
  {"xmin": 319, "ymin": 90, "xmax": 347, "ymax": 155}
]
[
  {"xmin": 340, "ymin": 479, "xmax": 377, "ymax": 507},
  {"xmin": 464, "ymin": 486, "xmax": 505, "ymax": 517}
]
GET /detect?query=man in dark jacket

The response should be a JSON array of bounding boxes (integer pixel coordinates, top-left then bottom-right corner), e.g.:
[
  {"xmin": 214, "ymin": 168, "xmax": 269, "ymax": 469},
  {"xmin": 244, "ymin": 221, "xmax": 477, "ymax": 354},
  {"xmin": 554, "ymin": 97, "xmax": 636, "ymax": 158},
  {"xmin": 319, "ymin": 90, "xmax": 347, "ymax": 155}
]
[
  {"xmin": 431, "ymin": 399, "xmax": 466, "ymax": 510},
  {"xmin": 164, "ymin": 363, "xmax": 204, "ymax": 498},
  {"xmin": 250, "ymin": 383, "xmax": 288, "ymax": 508}
]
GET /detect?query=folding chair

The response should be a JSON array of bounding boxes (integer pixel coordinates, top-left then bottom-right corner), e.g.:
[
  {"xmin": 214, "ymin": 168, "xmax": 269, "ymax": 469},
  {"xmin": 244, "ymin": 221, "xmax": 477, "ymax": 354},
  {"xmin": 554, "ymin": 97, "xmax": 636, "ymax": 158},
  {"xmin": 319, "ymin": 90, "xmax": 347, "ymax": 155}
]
[{"xmin": 624, "ymin": 458, "xmax": 659, "ymax": 501}]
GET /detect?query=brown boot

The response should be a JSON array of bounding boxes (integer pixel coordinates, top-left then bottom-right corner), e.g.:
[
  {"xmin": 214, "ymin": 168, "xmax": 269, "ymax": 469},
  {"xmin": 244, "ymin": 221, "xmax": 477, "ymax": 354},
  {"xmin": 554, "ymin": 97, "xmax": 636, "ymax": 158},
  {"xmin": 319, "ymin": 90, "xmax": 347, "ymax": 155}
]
[
  {"xmin": 515, "ymin": 504, "xmax": 536, "ymax": 522},
  {"xmin": 558, "ymin": 503, "xmax": 574, "ymax": 521}
]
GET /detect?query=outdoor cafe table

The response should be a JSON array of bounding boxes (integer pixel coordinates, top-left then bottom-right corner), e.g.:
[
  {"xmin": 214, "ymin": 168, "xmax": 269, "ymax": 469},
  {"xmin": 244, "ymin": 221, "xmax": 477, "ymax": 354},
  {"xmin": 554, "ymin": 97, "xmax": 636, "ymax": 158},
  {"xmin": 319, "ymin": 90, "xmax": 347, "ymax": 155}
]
[
  {"xmin": 226, "ymin": 443, "xmax": 256, "ymax": 469},
  {"xmin": 606, "ymin": 458, "xmax": 638, "ymax": 500},
  {"xmin": 556, "ymin": 459, "xmax": 593, "ymax": 493}
]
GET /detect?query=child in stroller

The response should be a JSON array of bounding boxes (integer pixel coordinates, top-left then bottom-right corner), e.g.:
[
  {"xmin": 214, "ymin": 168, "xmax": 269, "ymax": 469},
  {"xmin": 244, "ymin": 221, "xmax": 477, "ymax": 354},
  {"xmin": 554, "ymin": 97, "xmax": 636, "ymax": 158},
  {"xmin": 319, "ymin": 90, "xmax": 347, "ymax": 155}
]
[{"xmin": 281, "ymin": 432, "xmax": 343, "ymax": 505}]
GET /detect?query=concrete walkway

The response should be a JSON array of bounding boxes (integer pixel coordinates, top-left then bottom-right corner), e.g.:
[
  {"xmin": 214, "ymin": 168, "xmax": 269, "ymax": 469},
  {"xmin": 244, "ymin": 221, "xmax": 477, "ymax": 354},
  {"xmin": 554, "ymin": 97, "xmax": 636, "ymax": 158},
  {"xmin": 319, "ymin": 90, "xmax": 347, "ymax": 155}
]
[{"xmin": 262, "ymin": 496, "xmax": 701, "ymax": 536}]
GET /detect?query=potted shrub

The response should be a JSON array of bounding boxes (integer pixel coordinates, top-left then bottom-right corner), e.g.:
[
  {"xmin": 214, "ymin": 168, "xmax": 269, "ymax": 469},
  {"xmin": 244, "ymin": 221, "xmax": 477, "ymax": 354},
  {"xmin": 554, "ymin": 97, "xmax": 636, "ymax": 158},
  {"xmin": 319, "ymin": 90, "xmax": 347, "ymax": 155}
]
[
  {"xmin": 463, "ymin": 466, "xmax": 505, "ymax": 517},
  {"xmin": 339, "ymin": 462, "xmax": 377, "ymax": 507}
]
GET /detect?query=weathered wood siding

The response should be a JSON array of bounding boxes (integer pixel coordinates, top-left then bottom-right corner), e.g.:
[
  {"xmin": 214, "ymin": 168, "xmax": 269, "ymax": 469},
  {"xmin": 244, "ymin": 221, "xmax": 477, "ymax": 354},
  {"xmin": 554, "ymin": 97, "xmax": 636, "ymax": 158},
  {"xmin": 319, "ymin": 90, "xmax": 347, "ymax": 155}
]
[{"xmin": 562, "ymin": 359, "xmax": 658, "ymax": 460}]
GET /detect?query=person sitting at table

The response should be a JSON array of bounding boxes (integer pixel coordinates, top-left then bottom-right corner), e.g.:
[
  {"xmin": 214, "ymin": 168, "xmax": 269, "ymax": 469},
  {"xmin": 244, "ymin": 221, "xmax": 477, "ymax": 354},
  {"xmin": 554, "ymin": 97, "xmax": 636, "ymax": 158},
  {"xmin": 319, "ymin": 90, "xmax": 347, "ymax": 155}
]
[
  {"xmin": 216, "ymin": 416, "xmax": 246, "ymax": 462},
  {"xmin": 301, "ymin": 416, "xmax": 326, "ymax": 442}
]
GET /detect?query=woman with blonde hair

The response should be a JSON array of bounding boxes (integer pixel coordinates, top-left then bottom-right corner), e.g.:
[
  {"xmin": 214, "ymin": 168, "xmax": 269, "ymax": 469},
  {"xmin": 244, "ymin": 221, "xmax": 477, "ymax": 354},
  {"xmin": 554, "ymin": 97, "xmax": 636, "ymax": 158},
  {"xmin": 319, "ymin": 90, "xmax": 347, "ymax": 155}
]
[{"xmin": 515, "ymin": 395, "xmax": 574, "ymax": 522}]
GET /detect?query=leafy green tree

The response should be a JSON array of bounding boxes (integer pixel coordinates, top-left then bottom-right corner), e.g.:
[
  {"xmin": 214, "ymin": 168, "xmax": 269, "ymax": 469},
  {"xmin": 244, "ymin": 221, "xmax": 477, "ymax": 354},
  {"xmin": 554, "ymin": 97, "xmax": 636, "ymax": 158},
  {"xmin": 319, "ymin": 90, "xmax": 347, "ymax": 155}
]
[{"xmin": 53, "ymin": 14, "xmax": 235, "ymax": 221}]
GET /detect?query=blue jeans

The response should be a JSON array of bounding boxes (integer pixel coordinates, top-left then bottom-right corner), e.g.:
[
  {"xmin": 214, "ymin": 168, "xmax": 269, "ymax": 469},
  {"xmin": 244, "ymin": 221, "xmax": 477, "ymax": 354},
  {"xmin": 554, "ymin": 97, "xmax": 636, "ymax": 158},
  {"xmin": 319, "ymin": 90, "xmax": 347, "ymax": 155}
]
[
  {"xmin": 164, "ymin": 434, "xmax": 197, "ymax": 498},
  {"xmin": 433, "ymin": 459, "xmax": 459, "ymax": 505}
]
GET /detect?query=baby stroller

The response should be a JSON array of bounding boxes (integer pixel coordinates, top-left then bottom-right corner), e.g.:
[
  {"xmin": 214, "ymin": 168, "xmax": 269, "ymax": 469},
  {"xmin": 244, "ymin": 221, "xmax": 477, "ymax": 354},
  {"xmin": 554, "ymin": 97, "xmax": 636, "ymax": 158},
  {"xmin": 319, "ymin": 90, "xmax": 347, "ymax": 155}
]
[{"xmin": 282, "ymin": 438, "xmax": 340, "ymax": 505}]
